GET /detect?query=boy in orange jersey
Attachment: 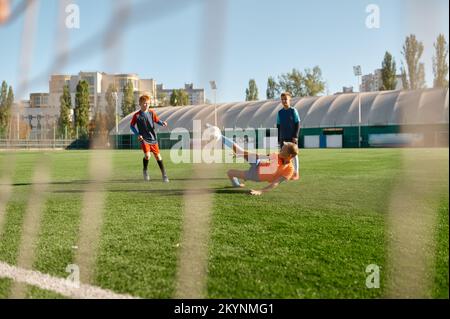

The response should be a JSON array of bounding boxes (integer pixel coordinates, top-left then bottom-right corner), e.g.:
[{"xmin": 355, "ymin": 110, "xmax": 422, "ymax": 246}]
[{"xmin": 209, "ymin": 125, "xmax": 298, "ymax": 196}]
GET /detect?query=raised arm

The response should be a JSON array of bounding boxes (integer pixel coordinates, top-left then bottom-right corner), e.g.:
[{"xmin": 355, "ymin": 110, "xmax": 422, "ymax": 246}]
[{"xmin": 249, "ymin": 176, "xmax": 287, "ymax": 196}]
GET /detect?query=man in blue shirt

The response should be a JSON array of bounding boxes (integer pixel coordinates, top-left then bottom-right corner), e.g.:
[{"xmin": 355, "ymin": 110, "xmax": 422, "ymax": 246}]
[{"xmin": 276, "ymin": 92, "xmax": 300, "ymax": 180}]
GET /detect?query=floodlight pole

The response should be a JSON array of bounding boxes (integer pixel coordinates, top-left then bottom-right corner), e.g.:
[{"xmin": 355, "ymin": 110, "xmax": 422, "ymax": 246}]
[
  {"xmin": 353, "ymin": 65, "xmax": 362, "ymax": 148},
  {"xmin": 113, "ymin": 92, "xmax": 119, "ymax": 149},
  {"xmin": 214, "ymin": 89, "xmax": 217, "ymax": 127},
  {"xmin": 209, "ymin": 81, "xmax": 217, "ymax": 127},
  {"xmin": 358, "ymin": 75, "xmax": 362, "ymax": 148}
]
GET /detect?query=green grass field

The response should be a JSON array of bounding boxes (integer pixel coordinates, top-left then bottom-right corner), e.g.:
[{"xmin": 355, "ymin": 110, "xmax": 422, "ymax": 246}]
[{"xmin": 0, "ymin": 149, "xmax": 448, "ymax": 299}]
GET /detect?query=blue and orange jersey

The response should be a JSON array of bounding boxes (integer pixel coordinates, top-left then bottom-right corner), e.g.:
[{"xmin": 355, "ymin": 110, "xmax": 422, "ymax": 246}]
[{"xmin": 130, "ymin": 109, "xmax": 161, "ymax": 145}]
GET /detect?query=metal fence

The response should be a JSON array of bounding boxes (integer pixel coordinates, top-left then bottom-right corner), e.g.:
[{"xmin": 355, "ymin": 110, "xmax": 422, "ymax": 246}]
[{"xmin": 0, "ymin": 139, "xmax": 88, "ymax": 150}]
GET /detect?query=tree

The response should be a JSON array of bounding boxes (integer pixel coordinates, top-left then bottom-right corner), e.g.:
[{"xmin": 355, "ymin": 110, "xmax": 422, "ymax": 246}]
[
  {"xmin": 74, "ymin": 80, "xmax": 90, "ymax": 138},
  {"xmin": 278, "ymin": 68, "xmax": 304, "ymax": 97},
  {"xmin": 266, "ymin": 76, "xmax": 278, "ymax": 99},
  {"xmin": 0, "ymin": 81, "xmax": 11, "ymax": 137},
  {"xmin": 418, "ymin": 63, "xmax": 427, "ymax": 89},
  {"xmin": 105, "ymin": 84, "xmax": 118, "ymax": 132},
  {"xmin": 58, "ymin": 84, "xmax": 72, "ymax": 138},
  {"xmin": 276, "ymin": 67, "xmax": 325, "ymax": 97},
  {"xmin": 121, "ymin": 80, "xmax": 136, "ymax": 116},
  {"xmin": 90, "ymin": 111, "xmax": 109, "ymax": 147},
  {"xmin": 433, "ymin": 34, "xmax": 449, "ymax": 88},
  {"xmin": 170, "ymin": 90, "xmax": 178, "ymax": 106},
  {"xmin": 170, "ymin": 89, "xmax": 189, "ymax": 106},
  {"xmin": 401, "ymin": 34, "xmax": 426, "ymax": 89},
  {"xmin": 245, "ymin": 79, "xmax": 259, "ymax": 101},
  {"xmin": 179, "ymin": 90, "xmax": 189, "ymax": 105},
  {"xmin": 380, "ymin": 51, "xmax": 397, "ymax": 90},
  {"xmin": 157, "ymin": 92, "xmax": 169, "ymax": 107},
  {"xmin": 9, "ymin": 116, "xmax": 31, "ymax": 140},
  {"xmin": 6, "ymin": 86, "xmax": 14, "ymax": 111},
  {"xmin": 5, "ymin": 85, "xmax": 14, "ymax": 135},
  {"xmin": 303, "ymin": 66, "xmax": 325, "ymax": 96},
  {"xmin": 400, "ymin": 63, "xmax": 409, "ymax": 89}
]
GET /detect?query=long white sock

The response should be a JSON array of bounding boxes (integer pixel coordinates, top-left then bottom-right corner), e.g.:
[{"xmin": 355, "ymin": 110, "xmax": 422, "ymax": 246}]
[{"xmin": 293, "ymin": 155, "xmax": 299, "ymax": 174}]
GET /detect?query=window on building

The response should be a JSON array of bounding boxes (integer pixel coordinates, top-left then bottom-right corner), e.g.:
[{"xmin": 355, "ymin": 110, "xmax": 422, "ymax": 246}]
[
  {"xmin": 119, "ymin": 79, "xmax": 127, "ymax": 91},
  {"xmin": 33, "ymin": 96, "xmax": 41, "ymax": 106},
  {"xmin": 85, "ymin": 76, "xmax": 94, "ymax": 85}
]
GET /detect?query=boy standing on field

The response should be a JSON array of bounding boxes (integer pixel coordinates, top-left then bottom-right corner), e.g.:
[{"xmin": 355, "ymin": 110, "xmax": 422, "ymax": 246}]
[
  {"xmin": 130, "ymin": 95, "xmax": 169, "ymax": 182},
  {"xmin": 277, "ymin": 92, "xmax": 300, "ymax": 180}
]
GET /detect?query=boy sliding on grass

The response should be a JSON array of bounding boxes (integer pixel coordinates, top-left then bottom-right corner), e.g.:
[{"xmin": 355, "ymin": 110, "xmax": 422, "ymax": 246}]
[
  {"xmin": 211, "ymin": 126, "xmax": 298, "ymax": 196},
  {"xmin": 130, "ymin": 94, "xmax": 169, "ymax": 182}
]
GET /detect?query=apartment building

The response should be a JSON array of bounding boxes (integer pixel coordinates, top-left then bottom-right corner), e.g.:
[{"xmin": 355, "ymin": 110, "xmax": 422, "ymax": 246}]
[{"xmin": 156, "ymin": 83, "xmax": 205, "ymax": 105}]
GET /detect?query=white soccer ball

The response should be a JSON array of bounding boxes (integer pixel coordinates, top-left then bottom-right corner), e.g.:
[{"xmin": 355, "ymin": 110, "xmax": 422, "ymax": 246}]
[{"xmin": 207, "ymin": 124, "xmax": 222, "ymax": 142}]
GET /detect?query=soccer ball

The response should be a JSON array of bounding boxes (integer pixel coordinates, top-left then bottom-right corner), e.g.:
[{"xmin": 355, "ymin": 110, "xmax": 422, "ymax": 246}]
[{"xmin": 206, "ymin": 123, "xmax": 222, "ymax": 142}]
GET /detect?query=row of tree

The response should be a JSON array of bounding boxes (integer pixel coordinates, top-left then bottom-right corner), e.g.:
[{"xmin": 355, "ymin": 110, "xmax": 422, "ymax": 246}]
[
  {"xmin": 245, "ymin": 33, "xmax": 448, "ymax": 101},
  {"xmin": 245, "ymin": 66, "xmax": 326, "ymax": 101},
  {"xmin": 59, "ymin": 81, "xmax": 121, "ymax": 139},
  {"xmin": 380, "ymin": 34, "xmax": 449, "ymax": 91},
  {"xmin": 58, "ymin": 81, "xmax": 89, "ymax": 138},
  {"xmin": 57, "ymin": 79, "xmax": 192, "ymax": 140}
]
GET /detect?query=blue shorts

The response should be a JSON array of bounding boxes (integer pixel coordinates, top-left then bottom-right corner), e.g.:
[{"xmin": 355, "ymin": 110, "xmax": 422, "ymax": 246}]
[{"xmin": 245, "ymin": 159, "xmax": 260, "ymax": 182}]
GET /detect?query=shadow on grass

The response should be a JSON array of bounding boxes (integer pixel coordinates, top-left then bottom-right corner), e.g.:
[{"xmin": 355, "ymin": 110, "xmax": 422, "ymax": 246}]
[
  {"xmin": 51, "ymin": 186, "xmax": 249, "ymax": 196},
  {"xmin": 7, "ymin": 177, "xmax": 229, "ymax": 187}
]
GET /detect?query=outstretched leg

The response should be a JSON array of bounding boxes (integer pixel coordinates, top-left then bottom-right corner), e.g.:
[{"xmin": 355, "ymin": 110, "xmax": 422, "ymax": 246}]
[
  {"xmin": 222, "ymin": 135, "xmax": 258, "ymax": 163},
  {"xmin": 227, "ymin": 169, "xmax": 247, "ymax": 188}
]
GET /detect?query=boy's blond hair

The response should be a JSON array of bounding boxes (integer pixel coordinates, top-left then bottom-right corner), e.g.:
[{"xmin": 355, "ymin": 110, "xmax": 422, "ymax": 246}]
[
  {"xmin": 281, "ymin": 142, "xmax": 299, "ymax": 157},
  {"xmin": 281, "ymin": 92, "xmax": 292, "ymax": 99}
]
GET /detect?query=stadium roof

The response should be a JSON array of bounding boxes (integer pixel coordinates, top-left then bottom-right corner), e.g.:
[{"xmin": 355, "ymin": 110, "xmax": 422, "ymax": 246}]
[{"xmin": 116, "ymin": 88, "xmax": 449, "ymax": 134}]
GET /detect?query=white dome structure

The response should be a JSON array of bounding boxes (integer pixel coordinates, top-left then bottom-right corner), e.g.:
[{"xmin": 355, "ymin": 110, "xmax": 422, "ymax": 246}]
[{"xmin": 116, "ymin": 88, "xmax": 449, "ymax": 134}]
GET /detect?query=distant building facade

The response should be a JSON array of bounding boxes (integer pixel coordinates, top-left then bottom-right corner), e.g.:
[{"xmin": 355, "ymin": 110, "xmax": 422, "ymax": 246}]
[
  {"xmin": 12, "ymin": 99, "xmax": 59, "ymax": 139},
  {"xmin": 342, "ymin": 86, "xmax": 354, "ymax": 93},
  {"xmin": 29, "ymin": 93, "xmax": 49, "ymax": 108},
  {"xmin": 361, "ymin": 69, "xmax": 405, "ymax": 92},
  {"xmin": 49, "ymin": 72, "xmax": 157, "ymax": 117},
  {"xmin": 157, "ymin": 83, "xmax": 205, "ymax": 105},
  {"xmin": 20, "ymin": 72, "xmax": 157, "ymax": 138},
  {"xmin": 360, "ymin": 69, "xmax": 382, "ymax": 92}
]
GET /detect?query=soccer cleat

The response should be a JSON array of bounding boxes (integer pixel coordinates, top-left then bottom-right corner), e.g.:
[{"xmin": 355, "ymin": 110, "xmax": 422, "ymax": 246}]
[
  {"xmin": 143, "ymin": 170, "xmax": 150, "ymax": 181},
  {"xmin": 231, "ymin": 177, "xmax": 241, "ymax": 188},
  {"xmin": 163, "ymin": 175, "xmax": 170, "ymax": 183}
]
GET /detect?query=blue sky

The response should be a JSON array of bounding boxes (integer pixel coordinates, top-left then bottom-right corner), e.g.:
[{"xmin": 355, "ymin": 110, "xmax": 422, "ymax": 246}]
[{"xmin": 0, "ymin": 0, "xmax": 448, "ymax": 102}]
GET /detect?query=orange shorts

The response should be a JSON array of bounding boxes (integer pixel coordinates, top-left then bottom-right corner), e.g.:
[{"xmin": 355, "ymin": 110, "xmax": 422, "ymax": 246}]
[{"xmin": 141, "ymin": 142, "xmax": 160, "ymax": 156}]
